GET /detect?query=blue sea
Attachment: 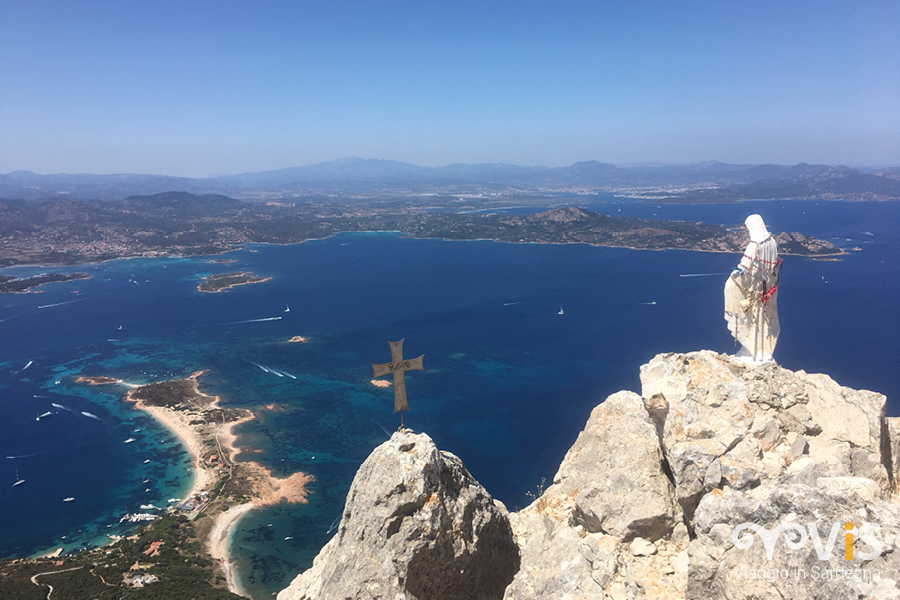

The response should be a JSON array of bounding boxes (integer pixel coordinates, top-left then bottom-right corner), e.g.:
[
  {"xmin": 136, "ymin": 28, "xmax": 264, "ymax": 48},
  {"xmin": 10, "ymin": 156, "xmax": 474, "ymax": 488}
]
[{"xmin": 0, "ymin": 200, "xmax": 897, "ymax": 598}]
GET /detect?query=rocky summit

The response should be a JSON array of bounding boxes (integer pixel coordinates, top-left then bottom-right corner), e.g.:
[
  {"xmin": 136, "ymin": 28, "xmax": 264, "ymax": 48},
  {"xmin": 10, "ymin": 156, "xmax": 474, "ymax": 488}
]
[
  {"xmin": 277, "ymin": 431, "xmax": 519, "ymax": 600},
  {"xmin": 279, "ymin": 351, "xmax": 900, "ymax": 599}
]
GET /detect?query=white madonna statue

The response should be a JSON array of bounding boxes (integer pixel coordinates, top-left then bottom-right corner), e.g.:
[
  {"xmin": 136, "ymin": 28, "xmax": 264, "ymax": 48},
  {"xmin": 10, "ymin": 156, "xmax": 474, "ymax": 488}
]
[{"xmin": 724, "ymin": 214, "xmax": 781, "ymax": 363}]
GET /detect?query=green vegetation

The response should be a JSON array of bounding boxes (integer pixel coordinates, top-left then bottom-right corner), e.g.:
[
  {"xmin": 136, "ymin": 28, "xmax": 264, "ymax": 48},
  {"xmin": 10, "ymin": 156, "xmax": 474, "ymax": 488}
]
[
  {"xmin": 0, "ymin": 272, "xmax": 89, "ymax": 293},
  {"xmin": 0, "ymin": 192, "xmax": 844, "ymax": 268},
  {"xmin": 130, "ymin": 380, "xmax": 199, "ymax": 408},
  {"xmin": 197, "ymin": 272, "xmax": 269, "ymax": 293},
  {"xmin": 0, "ymin": 515, "xmax": 241, "ymax": 600}
]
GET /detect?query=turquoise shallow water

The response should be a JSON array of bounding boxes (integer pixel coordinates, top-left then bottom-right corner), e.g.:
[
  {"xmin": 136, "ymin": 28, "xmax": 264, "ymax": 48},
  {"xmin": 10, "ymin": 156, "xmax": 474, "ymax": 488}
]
[{"xmin": 0, "ymin": 200, "xmax": 897, "ymax": 598}]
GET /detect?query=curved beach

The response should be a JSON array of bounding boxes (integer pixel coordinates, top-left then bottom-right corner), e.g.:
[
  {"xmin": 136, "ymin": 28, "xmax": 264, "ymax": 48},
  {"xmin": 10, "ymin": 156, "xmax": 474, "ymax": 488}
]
[
  {"xmin": 119, "ymin": 371, "xmax": 313, "ymax": 596},
  {"xmin": 208, "ymin": 502, "xmax": 255, "ymax": 595}
]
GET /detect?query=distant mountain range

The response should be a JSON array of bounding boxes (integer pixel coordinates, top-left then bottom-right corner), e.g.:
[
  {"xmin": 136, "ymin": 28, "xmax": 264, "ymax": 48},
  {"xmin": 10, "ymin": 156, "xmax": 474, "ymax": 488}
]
[{"xmin": 1, "ymin": 158, "xmax": 899, "ymax": 201}]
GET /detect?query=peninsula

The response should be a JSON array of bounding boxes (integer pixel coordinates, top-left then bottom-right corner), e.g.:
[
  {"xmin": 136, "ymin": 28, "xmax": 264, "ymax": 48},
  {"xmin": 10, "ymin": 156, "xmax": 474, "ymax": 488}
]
[
  {"xmin": 124, "ymin": 372, "xmax": 313, "ymax": 595},
  {"xmin": 0, "ymin": 371, "xmax": 312, "ymax": 599},
  {"xmin": 0, "ymin": 193, "xmax": 844, "ymax": 268}
]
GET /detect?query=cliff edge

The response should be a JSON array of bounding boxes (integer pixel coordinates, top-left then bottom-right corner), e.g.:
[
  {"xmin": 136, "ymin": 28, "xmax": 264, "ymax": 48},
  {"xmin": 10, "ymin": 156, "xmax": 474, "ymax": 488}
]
[{"xmin": 279, "ymin": 351, "xmax": 900, "ymax": 599}]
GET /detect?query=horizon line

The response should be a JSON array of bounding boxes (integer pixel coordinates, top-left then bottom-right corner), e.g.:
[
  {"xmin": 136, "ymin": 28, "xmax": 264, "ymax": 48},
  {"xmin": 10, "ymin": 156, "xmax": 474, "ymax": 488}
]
[{"xmin": 3, "ymin": 157, "xmax": 899, "ymax": 180}]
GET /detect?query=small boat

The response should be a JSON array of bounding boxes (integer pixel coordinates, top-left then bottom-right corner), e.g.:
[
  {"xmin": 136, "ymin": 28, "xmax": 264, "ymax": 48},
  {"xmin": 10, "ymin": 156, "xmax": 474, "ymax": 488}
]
[
  {"xmin": 54, "ymin": 379, "xmax": 61, "ymax": 385},
  {"xmin": 558, "ymin": 307, "xmax": 564, "ymax": 315},
  {"xmin": 124, "ymin": 438, "xmax": 136, "ymax": 444},
  {"xmin": 284, "ymin": 536, "xmax": 293, "ymax": 540},
  {"xmin": 36, "ymin": 411, "xmax": 53, "ymax": 421},
  {"xmin": 63, "ymin": 497, "xmax": 74, "ymax": 502},
  {"xmin": 12, "ymin": 466, "xmax": 24, "ymax": 487},
  {"xmin": 143, "ymin": 459, "xmax": 151, "ymax": 464},
  {"xmin": 143, "ymin": 479, "xmax": 151, "ymax": 483},
  {"xmin": 285, "ymin": 304, "xmax": 290, "ymax": 313},
  {"xmin": 22, "ymin": 360, "xmax": 33, "ymax": 371},
  {"xmin": 133, "ymin": 428, "xmax": 141, "ymax": 432},
  {"xmin": 81, "ymin": 411, "xmax": 99, "ymax": 419}
]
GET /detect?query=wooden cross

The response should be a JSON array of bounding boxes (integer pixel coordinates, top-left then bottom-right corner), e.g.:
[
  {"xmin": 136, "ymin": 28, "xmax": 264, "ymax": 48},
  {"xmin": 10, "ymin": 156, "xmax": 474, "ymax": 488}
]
[{"xmin": 371, "ymin": 339, "xmax": 424, "ymax": 428}]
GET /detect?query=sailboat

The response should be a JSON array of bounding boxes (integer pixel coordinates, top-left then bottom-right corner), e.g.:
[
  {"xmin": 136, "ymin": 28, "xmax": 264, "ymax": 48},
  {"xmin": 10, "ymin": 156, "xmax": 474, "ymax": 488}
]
[
  {"xmin": 12, "ymin": 466, "xmax": 25, "ymax": 487},
  {"xmin": 558, "ymin": 307, "xmax": 564, "ymax": 315}
]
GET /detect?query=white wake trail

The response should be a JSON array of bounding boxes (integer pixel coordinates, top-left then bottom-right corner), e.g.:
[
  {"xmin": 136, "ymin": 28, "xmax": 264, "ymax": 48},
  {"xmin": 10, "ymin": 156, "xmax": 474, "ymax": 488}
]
[
  {"xmin": 229, "ymin": 316, "xmax": 283, "ymax": 324},
  {"xmin": 38, "ymin": 298, "xmax": 87, "ymax": 309}
]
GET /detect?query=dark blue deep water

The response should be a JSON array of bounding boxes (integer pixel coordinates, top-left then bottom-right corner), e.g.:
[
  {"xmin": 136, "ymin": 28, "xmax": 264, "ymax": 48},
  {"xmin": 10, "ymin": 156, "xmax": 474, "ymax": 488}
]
[{"xmin": 0, "ymin": 200, "xmax": 897, "ymax": 598}]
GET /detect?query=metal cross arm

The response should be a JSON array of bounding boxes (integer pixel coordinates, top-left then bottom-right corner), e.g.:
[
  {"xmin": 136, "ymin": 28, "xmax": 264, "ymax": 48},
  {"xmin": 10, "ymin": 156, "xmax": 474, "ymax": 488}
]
[{"xmin": 371, "ymin": 339, "xmax": 424, "ymax": 414}]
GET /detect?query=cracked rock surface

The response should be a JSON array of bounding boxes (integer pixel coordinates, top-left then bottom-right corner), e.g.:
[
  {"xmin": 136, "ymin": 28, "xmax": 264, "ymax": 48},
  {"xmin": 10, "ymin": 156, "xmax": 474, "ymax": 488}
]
[
  {"xmin": 279, "ymin": 352, "xmax": 899, "ymax": 600},
  {"xmin": 277, "ymin": 431, "xmax": 519, "ymax": 600}
]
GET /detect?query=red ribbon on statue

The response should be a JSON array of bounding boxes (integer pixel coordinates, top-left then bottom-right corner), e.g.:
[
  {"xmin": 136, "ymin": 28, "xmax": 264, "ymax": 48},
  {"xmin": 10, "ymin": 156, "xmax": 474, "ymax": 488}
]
[{"xmin": 762, "ymin": 286, "xmax": 778, "ymax": 303}]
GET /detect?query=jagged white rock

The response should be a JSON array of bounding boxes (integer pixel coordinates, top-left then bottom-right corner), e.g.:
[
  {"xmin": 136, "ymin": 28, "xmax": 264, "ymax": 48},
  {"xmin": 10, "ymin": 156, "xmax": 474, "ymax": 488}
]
[
  {"xmin": 550, "ymin": 390, "xmax": 678, "ymax": 541},
  {"xmin": 277, "ymin": 431, "xmax": 519, "ymax": 600},
  {"xmin": 278, "ymin": 351, "xmax": 899, "ymax": 600}
]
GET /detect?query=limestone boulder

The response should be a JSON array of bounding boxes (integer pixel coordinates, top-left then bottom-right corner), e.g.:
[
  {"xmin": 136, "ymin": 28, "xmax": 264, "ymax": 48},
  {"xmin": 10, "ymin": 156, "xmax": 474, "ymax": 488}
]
[
  {"xmin": 501, "ymin": 491, "xmax": 688, "ymax": 600},
  {"xmin": 277, "ymin": 351, "xmax": 899, "ymax": 600},
  {"xmin": 502, "ymin": 390, "xmax": 687, "ymax": 600},
  {"xmin": 689, "ymin": 483, "xmax": 900, "ymax": 600},
  {"xmin": 502, "ymin": 496, "xmax": 620, "ymax": 599},
  {"xmin": 551, "ymin": 390, "xmax": 677, "ymax": 541},
  {"xmin": 640, "ymin": 351, "xmax": 757, "ymax": 518},
  {"xmin": 277, "ymin": 431, "xmax": 519, "ymax": 600},
  {"xmin": 640, "ymin": 351, "xmax": 892, "ymax": 522}
]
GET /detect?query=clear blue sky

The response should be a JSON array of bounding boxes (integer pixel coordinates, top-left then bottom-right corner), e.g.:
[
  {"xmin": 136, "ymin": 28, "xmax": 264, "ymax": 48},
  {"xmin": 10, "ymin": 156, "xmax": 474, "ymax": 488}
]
[{"xmin": 1, "ymin": 0, "xmax": 898, "ymax": 176}]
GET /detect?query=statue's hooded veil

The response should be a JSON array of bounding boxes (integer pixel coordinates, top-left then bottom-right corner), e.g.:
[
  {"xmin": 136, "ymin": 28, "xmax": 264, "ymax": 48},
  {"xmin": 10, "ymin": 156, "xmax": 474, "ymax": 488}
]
[{"xmin": 745, "ymin": 214, "xmax": 770, "ymax": 243}]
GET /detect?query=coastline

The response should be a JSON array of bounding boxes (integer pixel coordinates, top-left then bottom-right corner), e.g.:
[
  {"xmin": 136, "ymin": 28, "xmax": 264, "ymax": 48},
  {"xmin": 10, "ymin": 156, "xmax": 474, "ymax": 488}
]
[
  {"xmin": 0, "ymin": 219, "xmax": 849, "ymax": 273},
  {"xmin": 119, "ymin": 371, "xmax": 313, "ymax": 597},
  {"xmin": 208, "ymin": 502, "xmax": 255, "ymax": 596}
]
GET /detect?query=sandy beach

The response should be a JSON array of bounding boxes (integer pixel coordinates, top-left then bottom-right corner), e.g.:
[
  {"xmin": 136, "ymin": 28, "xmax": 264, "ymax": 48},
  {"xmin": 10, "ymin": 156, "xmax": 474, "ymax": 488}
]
[
  {"xmin": 208, "ymin": 502, "xmax": 255, "ymax": 595},
  {"xmin": 116, "ymin": 370, "xmax": 312, "ymax": 597},
  {"xmin": 124, "ymin": 371, "xmax": 232, "ymax": 500}
]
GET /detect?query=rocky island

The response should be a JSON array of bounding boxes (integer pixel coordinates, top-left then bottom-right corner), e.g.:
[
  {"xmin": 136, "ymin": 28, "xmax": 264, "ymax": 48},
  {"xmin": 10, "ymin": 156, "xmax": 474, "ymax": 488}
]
[
  {"xmin": 278, "ymin": 351, "xmax": 899, "ymax": 600},
  {"xmin": 0, "ymin": 272, "xmax": 89, "ymax": 293},
  {"xmin": 197, "ymin": 272, "xmax": 272, "ymax": 293}
]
